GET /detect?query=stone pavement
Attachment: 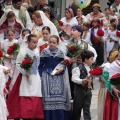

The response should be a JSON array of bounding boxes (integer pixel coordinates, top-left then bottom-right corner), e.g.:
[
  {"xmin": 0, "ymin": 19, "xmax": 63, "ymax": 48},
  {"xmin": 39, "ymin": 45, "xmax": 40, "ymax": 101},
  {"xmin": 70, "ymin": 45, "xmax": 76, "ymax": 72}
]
[{"xmin": 91, "ymin": 79, "xmax": 99, "ymax": 120}]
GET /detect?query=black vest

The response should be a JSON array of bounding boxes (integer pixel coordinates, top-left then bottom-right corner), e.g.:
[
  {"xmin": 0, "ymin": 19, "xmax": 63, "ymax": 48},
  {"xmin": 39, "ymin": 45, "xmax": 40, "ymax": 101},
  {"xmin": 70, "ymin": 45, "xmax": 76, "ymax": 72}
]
[{"xmin": 75, "ymin": 63, "xmax": 88, "ymax": 89}]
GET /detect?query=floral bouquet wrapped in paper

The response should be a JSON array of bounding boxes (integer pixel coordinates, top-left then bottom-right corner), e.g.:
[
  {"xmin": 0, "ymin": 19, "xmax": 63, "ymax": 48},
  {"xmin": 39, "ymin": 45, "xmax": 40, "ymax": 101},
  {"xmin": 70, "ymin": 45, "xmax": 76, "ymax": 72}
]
[
  {"xmin": 20, "ymin": 54, "xmax": 34, "ymax": 74},
  {"xmin": 7, "ymin": 43, "xmax": 20, "ymax": 58},
  {"xmin": 51, "ymin": 59, "xmax": 70, "ymax": 76},
  {"xmin": 66, "ymin": 41, "xmax": 88, "ymax": 68}
]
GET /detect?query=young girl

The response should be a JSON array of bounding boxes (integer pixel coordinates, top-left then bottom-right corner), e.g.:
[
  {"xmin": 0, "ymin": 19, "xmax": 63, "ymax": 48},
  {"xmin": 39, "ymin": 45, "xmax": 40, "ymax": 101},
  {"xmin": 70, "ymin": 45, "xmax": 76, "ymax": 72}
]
[
  {"xmin": 82, "ymin": 22, "xmax": 92, "ymax": 45},
  {"xmin": 39, "ymin": 35, "xmax": 71, "ymax": 120},
  {"xmin": 1, "ymin": 29, "xmax": 18, "ymax": 78},
  {"xmin": 90, "ymin": 18, "xmax": 104, "ymax": 66},
  {"xmin": 18, "ymin": 28, "xmax": 31, "ymax": 44},
  {"xmin": 38, "ymin": 26, "xmax": 51, "ymax": 53},
  {"xmin": 106, "ymin": 24, "xmax": 119, "ymax": 58},
  {"xmin": 7, "ymin": 34, "xmax": 44, "ymax": 120}
]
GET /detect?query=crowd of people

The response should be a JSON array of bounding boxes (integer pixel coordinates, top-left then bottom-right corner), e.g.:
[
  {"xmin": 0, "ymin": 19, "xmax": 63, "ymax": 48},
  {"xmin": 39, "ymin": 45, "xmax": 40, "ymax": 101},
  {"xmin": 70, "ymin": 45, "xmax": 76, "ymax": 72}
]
[{"xmin": 0, "ymin": 0, "xmax": 120, "ymax": 120}]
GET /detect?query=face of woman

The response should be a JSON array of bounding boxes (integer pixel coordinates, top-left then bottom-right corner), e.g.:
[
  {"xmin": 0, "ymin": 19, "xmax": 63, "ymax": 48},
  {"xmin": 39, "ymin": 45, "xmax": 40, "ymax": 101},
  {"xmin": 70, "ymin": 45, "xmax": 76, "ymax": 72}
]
[
  {"xmin": 77, "ymin": 8, "xmax": 82, "ymax": 17},
  {"xmin": 93, "ymin": 8, "xmax": 99, "ymax": 14},
  {"xmin": 65, "ymin": 10, "xmax": 72, "ymax": 19},
  {"xmin": 32, "ymin": 14, "xmax": 43, "ymax": 26}
]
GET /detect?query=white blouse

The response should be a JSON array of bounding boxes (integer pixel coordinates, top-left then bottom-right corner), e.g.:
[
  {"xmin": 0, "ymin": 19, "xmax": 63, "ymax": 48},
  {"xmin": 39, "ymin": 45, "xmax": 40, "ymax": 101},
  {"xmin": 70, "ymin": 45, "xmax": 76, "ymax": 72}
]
[{"xmin": 72, "ymin": 63, "xmax": 90, "ymax": 84}]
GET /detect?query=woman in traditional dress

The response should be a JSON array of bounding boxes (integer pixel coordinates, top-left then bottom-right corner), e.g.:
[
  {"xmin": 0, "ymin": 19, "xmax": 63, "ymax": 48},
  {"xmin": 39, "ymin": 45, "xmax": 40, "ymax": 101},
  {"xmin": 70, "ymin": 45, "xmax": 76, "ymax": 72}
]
[
  {"xmin": 0, "ymin": 9, "xmax": 23, "ymax": 42},
  {"xmin": 60, "ymin": 8, "xmax": 78, "ymax": 38},
  {"xmin": 86, "ymin": 4, "xmax": 107, "ymax": 25},
  {"xmin": 103, "ymin": 49, "xmax": 120, "ymax": 120},
  {"xmin": 32, "ymin": 10, "xmax": 67, "ymax": 54}
]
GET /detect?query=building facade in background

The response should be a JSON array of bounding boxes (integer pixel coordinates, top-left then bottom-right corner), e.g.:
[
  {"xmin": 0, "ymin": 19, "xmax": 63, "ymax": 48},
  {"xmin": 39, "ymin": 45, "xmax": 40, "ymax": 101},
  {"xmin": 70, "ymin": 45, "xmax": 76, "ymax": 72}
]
[{"xmin": 31, "ymin": 0, "xmax": 108, "ymax": 19}]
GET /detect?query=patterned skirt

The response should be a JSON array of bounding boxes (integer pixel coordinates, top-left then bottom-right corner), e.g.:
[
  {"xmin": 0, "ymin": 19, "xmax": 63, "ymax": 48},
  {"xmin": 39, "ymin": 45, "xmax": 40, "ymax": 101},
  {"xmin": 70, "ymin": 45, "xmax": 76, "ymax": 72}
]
[{"xmin": 41, "ymin": 71, "xmax": 71, "ymax": 111}]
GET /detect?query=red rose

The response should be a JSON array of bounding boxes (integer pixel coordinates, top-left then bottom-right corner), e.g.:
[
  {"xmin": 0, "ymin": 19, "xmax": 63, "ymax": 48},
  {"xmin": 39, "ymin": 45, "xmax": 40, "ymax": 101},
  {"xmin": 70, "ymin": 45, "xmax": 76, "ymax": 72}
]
[
  {"xmin": 7, "ymin": 45, "xmax": 15, "ymax": 55},
  {"xmin": 0, "ymin": 51, "xmax": 3, "ymax": 57},
  {"xmin": 64, "ymin": 59, "xmax": 70, "ymax": 66},
  {"xmin": 100, "ymin": 20, "xmax": 103, "ymax": 27},
  {"xmin": 22, "ymin": 59, "xmax": 33, "ymax": 65},
  {"xmin": 58, "ymin": 20, "xmax": 63, "ymax": 26},
  {"xmin": 89, "ymin": 67, "xmax": 103, "ymax": 76},
  {"xmin": 116, "ymin": 30, "xmax": 120, "ymax": 37},
  {"xmin": 97, "ymin": 29, "xmax": 104, "ymax": 37},
  {"xmin": 69, "ymin": 45, "xmax": 75, "ymax": 50},
  {"xmin": 60, "ymin": 37, "xmax": 64, "ymax": 41}
]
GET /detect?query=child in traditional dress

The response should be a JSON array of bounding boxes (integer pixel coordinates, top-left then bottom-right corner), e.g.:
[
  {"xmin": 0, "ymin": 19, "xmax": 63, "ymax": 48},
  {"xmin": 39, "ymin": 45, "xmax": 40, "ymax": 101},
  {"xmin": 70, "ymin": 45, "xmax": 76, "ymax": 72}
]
[
  {"xmin": 18, "ymin": 28, "xmax": 31, "ymax": 44},
  {"xmin": 1, "ymin": 29, "xmax": 18, "ymax": 78},
  {"xmin": 90, "ymin": 18, "xmax": 104, "ymax": 66},
  {"xmin": 82, "ymin": 22, "xmax": 92, "ymax": 45},
  {"xmin": 106, "ymin": 24, "xmax": 119, "ymax": 58},
  {"xmin": 7, "ymin": 34, "xmax": 44, "ymax": 120},
  {"xmin": 38, "ymin": 26, "xmax": 51, "ymax": 53},
  {"xmin": 39, "ymin": 35, "xmax": 71, "ymax": 120},
  {"xmin": 72, "ymin": 50, "xmax": 94, "ymax": 120},
  {"xmin": 0, "ymin": 65, "xmax": 10, "ymax": 120}
]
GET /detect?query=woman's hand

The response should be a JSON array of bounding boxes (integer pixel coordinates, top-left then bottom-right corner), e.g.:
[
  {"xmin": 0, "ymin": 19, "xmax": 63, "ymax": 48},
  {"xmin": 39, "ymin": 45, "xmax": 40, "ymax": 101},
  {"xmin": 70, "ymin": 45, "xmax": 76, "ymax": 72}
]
[
  {"xmin": 70, "ymin": 57, "xmax": 77, "ymax": 63},
  {"xmin": 112, "ymin": 87, "xmax": 120, "ymax": 99},
  {"xmin": 56, "ymin": 68, "xmax": 64, "ymax": 74},
  {"xmin": 3, "ymin": 69, "xmax": 10, "ymax": 75}
]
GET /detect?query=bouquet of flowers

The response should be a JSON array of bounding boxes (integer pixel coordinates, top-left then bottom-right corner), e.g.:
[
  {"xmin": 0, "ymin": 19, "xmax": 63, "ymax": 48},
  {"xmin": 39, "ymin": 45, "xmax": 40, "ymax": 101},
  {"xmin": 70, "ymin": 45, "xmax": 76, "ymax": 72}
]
[
  {"xmin": 116, "ymin": 30, "xmax": 120, "ymax": 45},
  {"xmin": 110, "ymin": 73, "xmax": 120, "ymax": 97},
  {"xmin": 7, "ymin": 43, "xmax": 20, "ymax": 56},
  {"xmin": 54, "ymin": 20, "xmax": 63, "ymax": 27},
  {"xmin": 20, "ymin": 54, "xmax": 34, "ymax": 73},
  {"xmin": 51, "ymin": 59, "xmax": 70, "ymax": 75},
  {"xmin": 89, "ymin": 67, "xmax": 103, "ymax": 77},
  {"xmin": 66, "ymin": 41, "xmax": 88, "ymax": 68},
  {"xmin": 94, "ymin": 29, "xmax": 104, "ymax": 44}
]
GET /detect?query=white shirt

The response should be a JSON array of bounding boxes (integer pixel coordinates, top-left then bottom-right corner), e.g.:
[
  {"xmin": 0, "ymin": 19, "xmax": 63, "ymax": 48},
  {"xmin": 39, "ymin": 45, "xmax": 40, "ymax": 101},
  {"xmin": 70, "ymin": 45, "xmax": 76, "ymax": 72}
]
[
  {"xmin": 16, "ymin": 47, "xmax": 42, "ymax": 97},
  {"xmin": 72, "ymin": 63, "xmax": 90, "ymax": 84},
  {"xmin": 109, "ymin": 60, "xmax": 120, "ymax": 79},
  {"xmin": 77, "ymin": 39, "xmax": 97, "ymax": 62},
  {"xmin": 66, "ymin": 39, "xmax": 97, "ymax": 62},
  {"xmin": 82, "ymin": 31, "xmax": 92, "ymax": 45}
]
